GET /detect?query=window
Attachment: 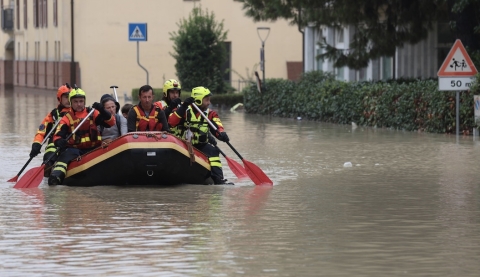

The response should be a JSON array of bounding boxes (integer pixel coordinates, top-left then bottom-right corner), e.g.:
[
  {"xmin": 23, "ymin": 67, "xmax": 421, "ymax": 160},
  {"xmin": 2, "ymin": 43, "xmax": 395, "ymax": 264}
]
[
  {"xmin": 336, "ymin": 28, "xmax": 344, "ymax": 44},
  {"xmin": 336, "ymin": 66, "xmax": 345, "ymax": 80},
  {"xmin": 43, "ymin": 0, "xmax": 47, "ymax": 27},
  {"xmin": 16, "ymin": 0, "xmax": 19, "ymax": 29},
  {"xmin": 357, "ymin": 67, "xmax": 367, "ymax": 81},
  {"xmin": 53, "ymin": 0, "xmax": 57, "ymax": 26},
  {"xmin": 23, "ymin": 0, "xmax": 27, "ymax": 28},
  {"xmin": 315, "ymin": 45, "xmax": 322, "ymax": 71},
  {"xmin": 33, "ymin": 0, "xmax": 39, "ymax": 28},
  {"xmin": 382, "ymin": 56, "xmax": 392, "ymax": 80}
]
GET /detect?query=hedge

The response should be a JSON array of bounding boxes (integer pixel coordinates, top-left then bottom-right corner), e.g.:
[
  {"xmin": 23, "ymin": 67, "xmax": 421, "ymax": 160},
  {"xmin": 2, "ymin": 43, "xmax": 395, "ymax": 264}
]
[
  {"xmin": 130, "ymin": 88, "xmax": 244, "ymax": 107},
  {"xmin": 242, "ymin": 71, "xmax": 480, "ymax": 134}
]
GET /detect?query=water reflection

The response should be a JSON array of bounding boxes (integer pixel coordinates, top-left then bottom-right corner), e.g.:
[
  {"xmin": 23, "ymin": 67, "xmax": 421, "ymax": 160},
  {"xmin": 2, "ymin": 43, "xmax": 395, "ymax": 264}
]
[{"xmin": 1, "ymin": 87, "xmax": 480, "ymax": 276}]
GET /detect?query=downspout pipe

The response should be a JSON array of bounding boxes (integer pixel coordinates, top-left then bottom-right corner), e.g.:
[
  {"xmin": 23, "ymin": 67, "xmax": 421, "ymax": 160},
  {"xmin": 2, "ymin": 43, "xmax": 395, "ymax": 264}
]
[{"xmin": 70, "ymin": 0, "xmax": 75, "ymax": 85}]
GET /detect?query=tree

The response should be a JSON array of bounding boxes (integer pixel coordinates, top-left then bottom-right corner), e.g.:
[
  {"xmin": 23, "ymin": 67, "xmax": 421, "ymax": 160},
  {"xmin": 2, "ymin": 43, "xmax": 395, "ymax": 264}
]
[
  {"xmin": 170, "ymin": 7, "xmax": 228, "ymax": 93},
  {"xmin": 235, "ymin": 0, "xmax": 480, "ymax": 70}
]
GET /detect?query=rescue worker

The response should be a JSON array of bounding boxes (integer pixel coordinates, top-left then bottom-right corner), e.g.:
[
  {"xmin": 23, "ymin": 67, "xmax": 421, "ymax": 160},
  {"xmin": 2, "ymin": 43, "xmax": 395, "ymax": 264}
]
[
  {"xmin": 155, "ymin": 79, "xmax": 182, "ymax": 118},
  {"xmin": 127, "ymin": 85, "xmax": 169, "ymax": 132},
  {"xmin": 168, "ymin": 86, "xmax": 232, "ymax": 185},
  {"xmin": 48, "ymin": 88, "xmax": 116, "ymax": 186},
  {"xmin": 29, "ymin": 83, "xmax": 72, "ymax": 177}
]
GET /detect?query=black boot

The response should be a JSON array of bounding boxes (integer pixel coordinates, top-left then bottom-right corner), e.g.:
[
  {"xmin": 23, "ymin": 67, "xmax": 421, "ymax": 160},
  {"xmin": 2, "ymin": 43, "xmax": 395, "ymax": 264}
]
[
  {"xmin": 48, "ymin": 175, "xmax": 62, "ymax": 186},
  {"xmin": 212, "ymin": 177, "xmax": 234, "ymax": 185}
]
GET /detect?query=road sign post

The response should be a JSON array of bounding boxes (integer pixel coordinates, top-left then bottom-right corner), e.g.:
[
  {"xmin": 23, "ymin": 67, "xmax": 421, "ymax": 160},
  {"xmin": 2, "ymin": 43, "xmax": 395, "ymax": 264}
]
[
  {"xmin": 437, "ymin": 39, "xmax": 478, "ymax": 136},
  {"xmin": 129, "ymin": 23, "xmax": 149, "ymax": 85}
]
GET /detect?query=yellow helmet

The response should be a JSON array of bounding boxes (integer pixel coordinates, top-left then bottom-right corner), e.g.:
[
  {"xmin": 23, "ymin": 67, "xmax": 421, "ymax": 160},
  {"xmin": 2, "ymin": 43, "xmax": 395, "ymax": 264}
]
[
  {"xmin": 69, "ymin": 88, "xmax": 86, "ymax": 104},
  {"xmin": 163, "ymin": 79, "xmax": 181, "ymax": 97},
  {"xmin": 191, "ymin": 86, "xmax": 212, "ymax": 105}
]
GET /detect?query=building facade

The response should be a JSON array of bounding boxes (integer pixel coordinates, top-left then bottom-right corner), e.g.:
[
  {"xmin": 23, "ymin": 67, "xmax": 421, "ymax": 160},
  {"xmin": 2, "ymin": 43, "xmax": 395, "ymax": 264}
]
[
  {"xmin": 0, "ymin": 0, "xmax": 302, "ymax": 102},
  {"xmin": 304, "ymin": 23, "xmax": 453, "ymax": 81}
]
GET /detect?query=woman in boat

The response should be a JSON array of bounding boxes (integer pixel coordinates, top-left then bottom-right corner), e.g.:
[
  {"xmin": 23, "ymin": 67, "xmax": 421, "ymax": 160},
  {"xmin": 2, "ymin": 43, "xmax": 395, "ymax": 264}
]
[
  {"xmin": 29, "ymin": 84, "xmax": 72, "ymax": 177},
  {"xmin": 98, "ymin": 94, "xmax": 127, "ymax": 143},
  {"xmin": 48, "ymin": 88, "xmax": 116, "ymax": 186},
  {"xmin": 168, "ymin": 86, "xmax": 232, "ymax": 185},
  {"xmin": 127, "ymin": 85, "xmax": 169, "ymax": 132}
]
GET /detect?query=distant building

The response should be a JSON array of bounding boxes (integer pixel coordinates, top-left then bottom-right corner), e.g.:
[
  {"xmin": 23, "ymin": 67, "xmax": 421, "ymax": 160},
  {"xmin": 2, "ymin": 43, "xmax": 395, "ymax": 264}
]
[
  {"xmin": 304, "ymin": 23, "xmax": 454, "ymax": 81},
  {"xmin": 0, "ymin": 0, "xmax": 302, "ymax": 101}
]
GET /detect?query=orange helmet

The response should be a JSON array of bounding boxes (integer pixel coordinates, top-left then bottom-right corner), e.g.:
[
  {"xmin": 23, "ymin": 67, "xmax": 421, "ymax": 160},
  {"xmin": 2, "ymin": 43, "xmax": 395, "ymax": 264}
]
[{"xmin": 57, "ymin": 83, "xmax": 72, "ymax": 101}]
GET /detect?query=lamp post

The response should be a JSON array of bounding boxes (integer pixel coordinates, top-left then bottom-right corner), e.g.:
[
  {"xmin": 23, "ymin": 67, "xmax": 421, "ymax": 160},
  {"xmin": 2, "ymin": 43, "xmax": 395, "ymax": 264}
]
[{"xmin": 257, "ymin": 27, "xmax": 270, "ymax": 86}]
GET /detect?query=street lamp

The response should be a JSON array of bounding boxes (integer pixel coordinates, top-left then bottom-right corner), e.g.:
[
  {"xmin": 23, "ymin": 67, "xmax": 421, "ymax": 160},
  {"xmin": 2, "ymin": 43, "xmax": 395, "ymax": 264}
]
[{"xmin": 257, "ymin": 27, "xmax": 270, "ymax": 86}]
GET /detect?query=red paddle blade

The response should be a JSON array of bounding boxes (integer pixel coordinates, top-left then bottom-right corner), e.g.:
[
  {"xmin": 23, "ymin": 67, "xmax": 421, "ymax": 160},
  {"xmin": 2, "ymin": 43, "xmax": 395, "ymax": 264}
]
[
  {"xmin": 7, "ymin": 175, "xmax": 19, "ymax": 182},
  {"xmin": 225, "ymin": 156, "xmax": 249, "ymax": 180},
  {"xmin": 243, "ymin": 159, "xmax": 273, "ymax": 186},
  {"xmin": 13, "ymin": 166, "xmax": 45, "ymax": 189}
]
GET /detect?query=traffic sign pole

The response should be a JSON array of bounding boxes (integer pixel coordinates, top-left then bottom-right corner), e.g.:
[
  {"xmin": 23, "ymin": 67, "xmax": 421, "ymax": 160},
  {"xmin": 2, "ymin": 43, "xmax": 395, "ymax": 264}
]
[
  {"xmin": 129, "ymin": 23, "xmax": 149, "ymax": 85},
  {"xmin": 437, "ymin": 39, "xmax": 478, "ymax": 136}
]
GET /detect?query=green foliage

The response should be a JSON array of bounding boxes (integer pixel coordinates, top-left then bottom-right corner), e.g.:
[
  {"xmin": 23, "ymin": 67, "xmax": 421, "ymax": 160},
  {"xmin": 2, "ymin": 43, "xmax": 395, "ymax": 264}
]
[
  {"xmin": 243, "ymin": 71, "xmax": 478, "ymax": 134},
  {"xmin": 170, "ymin": 7, "xmax": 228, "ymax": 93}
]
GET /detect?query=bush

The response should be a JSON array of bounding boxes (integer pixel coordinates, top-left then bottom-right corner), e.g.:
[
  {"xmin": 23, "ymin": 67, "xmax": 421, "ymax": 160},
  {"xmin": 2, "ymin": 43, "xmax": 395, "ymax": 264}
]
[
  {"xmin": 130, "ymin": 88, "xmax": 244, "ymax": 107},
  {"xmin": 243, "ymin": 71, "xmax": 480, "ymax": 134},
  {"xmin": 170, "ymin": 7, "xmax": 228, "ymax": 93}
]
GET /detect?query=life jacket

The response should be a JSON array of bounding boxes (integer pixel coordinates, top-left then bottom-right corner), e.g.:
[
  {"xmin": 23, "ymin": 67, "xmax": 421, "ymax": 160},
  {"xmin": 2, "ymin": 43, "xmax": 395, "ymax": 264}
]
[
  {"xmin": 132, "ymin": 105, "xmax": 164, "ymax": 131},
  {"xmin": 64, "ymin": 108, "xmax": 102, "ymax": 149},
  {"xmin": 154, "ymin": 100, "xmax": 167, "ymax": 110},
  {"xmin": 42, "ymin": 106, "xmax": 70, "ymax": 145},
  {"xmin": 179, "ymin": 107, "xmax": 211, "ymax": 145}
]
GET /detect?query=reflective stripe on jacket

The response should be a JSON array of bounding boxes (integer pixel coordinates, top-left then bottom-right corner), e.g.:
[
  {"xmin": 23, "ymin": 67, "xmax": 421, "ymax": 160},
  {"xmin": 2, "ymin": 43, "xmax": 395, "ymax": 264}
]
[
  {"xmin": 33, "ymin": 106, "xmax": 70, "ymax": 144},
  {"xmin": 132, "ymin": 105, "xmax": 164, "ymax": 131}
]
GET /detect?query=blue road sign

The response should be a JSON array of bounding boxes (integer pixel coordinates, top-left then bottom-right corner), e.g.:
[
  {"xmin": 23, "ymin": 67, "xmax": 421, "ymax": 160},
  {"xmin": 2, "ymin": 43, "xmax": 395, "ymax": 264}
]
[{"xmin": 129, "ymin": 23, "xmax": 147, "ymax": 41}]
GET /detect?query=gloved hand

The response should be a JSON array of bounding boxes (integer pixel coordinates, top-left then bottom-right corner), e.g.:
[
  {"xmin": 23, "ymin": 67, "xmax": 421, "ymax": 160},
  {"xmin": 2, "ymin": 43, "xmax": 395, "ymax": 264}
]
[
  {"xmin": 55, "ymin": 138, "xmax": 68, "ymax": 150},
  {"xmin": 92, "ymin": 102, "xmax": 112, "ymax": 119},
  {"xmin": 92, "ymin": 102, "xmax": 103, "ymax": 110},
  {"xmin": 216, "ymin": 132, "xmax": 229, "ymax": 142},
  {"xmin": 208, "ymin": 134, "xmax": 217, "ymax": 146},
  {"xmin": 169, "ymin": 98, "xmax": 182, "ymax": 109},
  {"xmin": 182, "ymin": 97, "xmax": 195, "ymax": 107},
  {"xmin": 30, "ymin": 143, "xmax": 42, "ymax": 158}
]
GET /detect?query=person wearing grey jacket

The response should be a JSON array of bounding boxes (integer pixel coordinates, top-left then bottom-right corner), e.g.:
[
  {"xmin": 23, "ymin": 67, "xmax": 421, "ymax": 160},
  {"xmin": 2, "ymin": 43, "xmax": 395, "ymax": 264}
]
[{"xmin": 98, "ymin": 94, "xmax": 127, "ymax": 143}]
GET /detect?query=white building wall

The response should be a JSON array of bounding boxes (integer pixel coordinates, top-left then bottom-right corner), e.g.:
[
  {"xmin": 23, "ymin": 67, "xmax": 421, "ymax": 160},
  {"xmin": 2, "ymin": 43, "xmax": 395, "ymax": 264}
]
[{"xmin": 1, "ymin": 0, "xmax": 302, "ymax": 101}]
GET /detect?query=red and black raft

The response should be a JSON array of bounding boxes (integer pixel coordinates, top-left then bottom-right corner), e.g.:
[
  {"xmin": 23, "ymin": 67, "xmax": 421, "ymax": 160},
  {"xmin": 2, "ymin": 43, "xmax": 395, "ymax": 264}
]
[{"xmin": 63, "ymin": 132, "xmax": 212, "ymax": 186}]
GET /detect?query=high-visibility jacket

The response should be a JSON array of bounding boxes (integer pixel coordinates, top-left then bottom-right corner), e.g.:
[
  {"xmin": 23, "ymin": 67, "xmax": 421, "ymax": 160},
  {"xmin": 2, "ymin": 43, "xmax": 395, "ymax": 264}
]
[
  {"xmin": 169, "ymin": 106, "xmax": 225, "ymax": 145},
  {"xmin": 155, "ymin": 100, "xmax": 181, "ymax": 136},
  {"xmin": 132, "ymin": 105, "xmax": 166, "ymax": 131},
  {"xmin": 33, "ymin": 105, "xmax": 70, "ymax": 145},
  {"xmin": 53, "ymin": 107, "xmax": 115, "ymax": 150}
]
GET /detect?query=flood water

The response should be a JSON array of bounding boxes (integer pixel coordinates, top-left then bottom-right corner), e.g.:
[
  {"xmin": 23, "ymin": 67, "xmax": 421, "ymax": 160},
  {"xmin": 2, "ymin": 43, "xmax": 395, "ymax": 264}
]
[{"xmin": 1, "ymin": 87, "xmax": 480, "ymax": 276}]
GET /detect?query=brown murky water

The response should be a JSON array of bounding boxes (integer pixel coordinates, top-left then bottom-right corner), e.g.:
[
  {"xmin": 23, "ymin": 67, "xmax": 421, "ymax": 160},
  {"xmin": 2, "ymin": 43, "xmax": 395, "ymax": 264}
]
[{"xmin": 1, "ymin": 87, "xmax": 480, "ymax": 276}]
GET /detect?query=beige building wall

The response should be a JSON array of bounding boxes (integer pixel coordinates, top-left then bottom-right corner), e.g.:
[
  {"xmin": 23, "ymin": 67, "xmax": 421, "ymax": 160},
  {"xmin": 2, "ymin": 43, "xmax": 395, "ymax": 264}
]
[{"xmin": 1, "ymin": 0, "xmax": 302, "ymax": 102}]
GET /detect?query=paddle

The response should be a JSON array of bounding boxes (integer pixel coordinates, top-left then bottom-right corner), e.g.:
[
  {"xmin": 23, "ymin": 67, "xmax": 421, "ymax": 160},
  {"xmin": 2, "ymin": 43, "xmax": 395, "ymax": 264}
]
[
  {"xmin": 13, "ymin": 108, "xmax": 96, "ymax": 189},
  {"xmin": 110, "ymin": 85, "xmax": 119, "ymax": 101},
  {"xmin": 191, "ymin": 103, "xmax": 273, "ymax": 186},
  {"xmin": 215, "ymin": 143, "xmax": 248, "ymax": 180},
  {"xmin": 8, "ymin": 119, "xmax": 62, "ymax": 182}
]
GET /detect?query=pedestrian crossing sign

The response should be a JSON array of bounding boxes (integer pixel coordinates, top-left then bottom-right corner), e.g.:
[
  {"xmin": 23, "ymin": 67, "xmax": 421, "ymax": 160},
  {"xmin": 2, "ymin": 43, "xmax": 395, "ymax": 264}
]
[{"xmin": 129, "ymin": 23, "xmax": 147, "ymax": 41}]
